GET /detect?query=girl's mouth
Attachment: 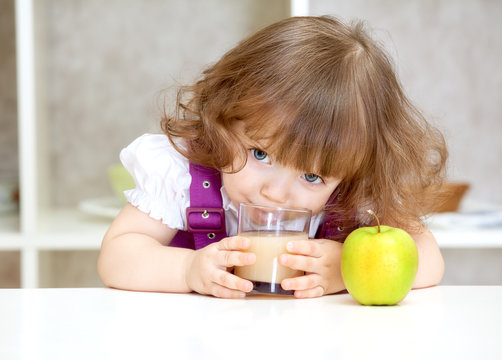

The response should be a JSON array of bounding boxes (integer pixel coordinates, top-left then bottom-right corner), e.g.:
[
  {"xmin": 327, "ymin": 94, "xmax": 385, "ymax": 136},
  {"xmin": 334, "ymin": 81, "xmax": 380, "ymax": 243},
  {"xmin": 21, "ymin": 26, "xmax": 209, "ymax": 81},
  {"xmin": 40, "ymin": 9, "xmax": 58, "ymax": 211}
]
[{"xmin": 250, "ymin": 207, "xmax": 277, "ymax": 226}]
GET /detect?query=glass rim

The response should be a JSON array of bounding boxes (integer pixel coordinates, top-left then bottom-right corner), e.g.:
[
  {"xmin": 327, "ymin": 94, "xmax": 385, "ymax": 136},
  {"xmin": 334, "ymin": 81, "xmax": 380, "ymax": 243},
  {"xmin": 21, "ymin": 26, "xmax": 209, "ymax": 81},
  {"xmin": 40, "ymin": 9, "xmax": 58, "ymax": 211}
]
[{"xmin": 239, "ymin": 202, "xmax": 312, "ymax": 215}]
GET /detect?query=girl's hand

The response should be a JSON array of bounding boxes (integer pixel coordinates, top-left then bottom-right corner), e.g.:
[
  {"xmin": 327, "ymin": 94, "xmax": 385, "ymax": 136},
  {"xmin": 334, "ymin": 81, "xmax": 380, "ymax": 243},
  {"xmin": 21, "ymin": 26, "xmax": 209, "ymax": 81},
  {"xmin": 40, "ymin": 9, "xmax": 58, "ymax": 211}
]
[
  {"xmin": 279, "ymin": 239, "xmax": 345, "ymax": 298},
  {"xmin": 183, "ymin": 236, "xmax": 256, "ymax": 299}
]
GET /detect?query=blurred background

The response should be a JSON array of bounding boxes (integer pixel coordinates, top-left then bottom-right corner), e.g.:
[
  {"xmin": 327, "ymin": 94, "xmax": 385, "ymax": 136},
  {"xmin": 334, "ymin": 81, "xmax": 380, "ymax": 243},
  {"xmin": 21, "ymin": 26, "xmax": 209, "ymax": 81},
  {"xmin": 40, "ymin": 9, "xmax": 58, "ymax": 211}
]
[{"xmin": 1, "ymin": 0, "xmax": 501, "ymax": 288}]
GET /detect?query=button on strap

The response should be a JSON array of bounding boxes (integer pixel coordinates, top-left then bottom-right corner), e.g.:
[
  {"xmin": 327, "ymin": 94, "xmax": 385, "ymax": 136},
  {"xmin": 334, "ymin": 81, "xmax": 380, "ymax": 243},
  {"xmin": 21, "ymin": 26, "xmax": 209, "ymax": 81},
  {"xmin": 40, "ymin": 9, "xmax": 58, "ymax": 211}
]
[{"xmin": 186, "ymin": 207, "xmax": 225, "ymax": 233}]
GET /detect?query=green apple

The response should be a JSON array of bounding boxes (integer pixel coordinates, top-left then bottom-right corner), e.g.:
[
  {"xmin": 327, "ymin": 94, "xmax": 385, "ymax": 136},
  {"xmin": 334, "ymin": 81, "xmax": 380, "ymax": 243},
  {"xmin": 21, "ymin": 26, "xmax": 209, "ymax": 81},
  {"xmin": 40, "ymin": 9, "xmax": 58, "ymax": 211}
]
[{"xmin": 341, "ymin": 210, "xmax": 418, "ymax": 305}]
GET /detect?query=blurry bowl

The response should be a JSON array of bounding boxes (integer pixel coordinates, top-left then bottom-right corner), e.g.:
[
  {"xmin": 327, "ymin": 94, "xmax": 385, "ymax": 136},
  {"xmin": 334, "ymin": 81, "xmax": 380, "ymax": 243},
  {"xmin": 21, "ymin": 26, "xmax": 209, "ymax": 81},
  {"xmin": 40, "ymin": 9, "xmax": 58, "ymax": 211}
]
[
  {"xmin": 108, "ymin": 164, "xmax": 135, "ymax": 203},
  {"xmin": 0, "ymin": 177, "xmax": 19, "ymax": 214},
  {"xmin": 434, "ymin": 182, "xmax": 470, "ymax": 213}
]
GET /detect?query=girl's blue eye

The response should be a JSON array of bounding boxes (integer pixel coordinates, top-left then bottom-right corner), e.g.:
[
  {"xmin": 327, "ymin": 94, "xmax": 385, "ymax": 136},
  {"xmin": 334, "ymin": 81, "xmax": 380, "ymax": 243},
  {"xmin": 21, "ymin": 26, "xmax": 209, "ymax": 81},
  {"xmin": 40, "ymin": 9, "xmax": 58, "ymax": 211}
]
[
  {"xmin": 303, "ymin": 173, "xmax": 323, "ymax": 184},
  {"xmin": 251, "ymin": 149, "xmax": 270, "ymax": 163}
]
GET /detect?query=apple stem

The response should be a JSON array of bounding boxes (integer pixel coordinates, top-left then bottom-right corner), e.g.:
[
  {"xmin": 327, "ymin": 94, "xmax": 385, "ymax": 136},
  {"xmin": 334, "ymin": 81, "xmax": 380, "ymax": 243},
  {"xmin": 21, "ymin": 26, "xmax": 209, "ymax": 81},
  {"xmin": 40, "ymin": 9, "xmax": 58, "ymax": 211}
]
[{"xmin": 367, "ymin": 210, "xmax": 381, "ymax": 233}]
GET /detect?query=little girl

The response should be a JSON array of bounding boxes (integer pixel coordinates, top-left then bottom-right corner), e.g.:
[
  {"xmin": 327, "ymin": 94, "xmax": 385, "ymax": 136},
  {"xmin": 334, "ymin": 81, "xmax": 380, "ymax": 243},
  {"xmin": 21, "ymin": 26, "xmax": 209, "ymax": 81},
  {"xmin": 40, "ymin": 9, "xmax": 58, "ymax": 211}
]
[{"xmin": 98, "ymin": 16, "xmax": 447, "ymax": 299}]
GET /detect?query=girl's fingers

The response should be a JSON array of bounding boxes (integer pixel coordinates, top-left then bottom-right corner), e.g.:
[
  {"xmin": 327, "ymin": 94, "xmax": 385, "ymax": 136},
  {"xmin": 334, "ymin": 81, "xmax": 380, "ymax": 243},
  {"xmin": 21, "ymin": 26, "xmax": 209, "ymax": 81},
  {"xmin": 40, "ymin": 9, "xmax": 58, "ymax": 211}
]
[
  {"xmin": 279, "ymin": 253, "xmax": 318, "ymax": 273},
  {"xmin": 281, "ymin": 274, "xmax": 325, "ymax": 298},
  {"xmin": 212, "ymin": 269, "xmax": 253, "ymax": 296},
  {"xmin": 217, "ymin": 236, "xmax": 251, "ymax": 251},
  {"xmin": 213, "ymin": 236, "xmax": 255, "ymax": 267},
  {"xmin": 286, "ymin": 240, "xmax": 323, "ymax": 257},
  {"xmin": 210, "ymin": 284, "xmax": 248, "ymax": 299},
  {"xmin": 216, "ymin": 249, "xmax": 256, "ymax": 267},
  {"xmin": 294, "ymin": 287, "xmax": 325, "ymax": 299}
]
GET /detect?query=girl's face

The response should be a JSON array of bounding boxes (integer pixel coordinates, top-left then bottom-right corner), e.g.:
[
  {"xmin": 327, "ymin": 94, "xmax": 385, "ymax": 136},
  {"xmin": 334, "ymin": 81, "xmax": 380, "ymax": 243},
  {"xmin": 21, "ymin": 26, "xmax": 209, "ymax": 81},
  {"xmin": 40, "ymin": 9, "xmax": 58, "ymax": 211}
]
[{"xmin": 222, "ymin": 131, "xmax": 342, "ymax": 215}]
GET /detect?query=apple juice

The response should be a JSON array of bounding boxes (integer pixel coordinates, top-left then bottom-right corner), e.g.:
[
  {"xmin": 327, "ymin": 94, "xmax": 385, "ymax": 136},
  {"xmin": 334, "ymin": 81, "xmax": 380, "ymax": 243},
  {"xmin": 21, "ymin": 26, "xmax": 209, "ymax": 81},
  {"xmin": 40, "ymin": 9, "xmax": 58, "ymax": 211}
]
[{"xmin": 234, "ymin": 231, "xmax": 307, "ymax": 295}]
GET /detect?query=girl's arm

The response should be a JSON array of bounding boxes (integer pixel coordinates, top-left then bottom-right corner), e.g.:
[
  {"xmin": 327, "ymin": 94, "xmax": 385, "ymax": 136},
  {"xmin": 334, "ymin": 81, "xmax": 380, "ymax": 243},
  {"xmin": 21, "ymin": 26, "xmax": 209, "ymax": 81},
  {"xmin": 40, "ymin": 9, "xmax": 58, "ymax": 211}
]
[
  {"xmin": 98, "ymin": 203, "xmax": 255, "ymax": 298},
  {"xmin": 409, "ymin": 226, "xmax": 445, "ymax": 289}
]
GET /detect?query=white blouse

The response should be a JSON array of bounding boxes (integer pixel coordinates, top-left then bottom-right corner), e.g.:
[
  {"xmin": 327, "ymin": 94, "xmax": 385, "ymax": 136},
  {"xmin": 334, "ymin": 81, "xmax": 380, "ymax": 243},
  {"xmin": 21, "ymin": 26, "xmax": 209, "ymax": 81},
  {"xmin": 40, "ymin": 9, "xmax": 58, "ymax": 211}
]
[{"xmin": 120, "ymin": 134, "xmax": 324, "ymax": 237}]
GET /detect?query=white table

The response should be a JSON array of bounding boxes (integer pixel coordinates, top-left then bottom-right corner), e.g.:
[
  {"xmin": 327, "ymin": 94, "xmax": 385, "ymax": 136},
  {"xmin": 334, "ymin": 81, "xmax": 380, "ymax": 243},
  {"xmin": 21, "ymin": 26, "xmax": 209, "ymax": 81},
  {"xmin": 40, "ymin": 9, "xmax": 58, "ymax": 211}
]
[{"xmin": 1, "ymin": 286, "xmax": 501, "ymax": 360}]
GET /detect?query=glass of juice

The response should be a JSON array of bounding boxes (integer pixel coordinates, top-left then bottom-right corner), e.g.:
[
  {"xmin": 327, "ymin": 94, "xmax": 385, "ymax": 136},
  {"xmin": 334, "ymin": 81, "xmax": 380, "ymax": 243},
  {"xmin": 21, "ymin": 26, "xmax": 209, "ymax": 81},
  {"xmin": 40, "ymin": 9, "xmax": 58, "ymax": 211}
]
[{"xmin": 234, "ymin": 203, "xmax": 311, "ymax": 295}]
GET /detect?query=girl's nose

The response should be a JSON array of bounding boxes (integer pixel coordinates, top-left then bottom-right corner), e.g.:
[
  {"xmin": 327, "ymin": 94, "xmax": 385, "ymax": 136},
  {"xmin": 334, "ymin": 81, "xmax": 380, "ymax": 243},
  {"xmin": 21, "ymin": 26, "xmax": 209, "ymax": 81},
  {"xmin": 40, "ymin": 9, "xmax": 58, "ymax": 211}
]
[{"xmin": 260, "ymin": 170, "xmax": 293, "ymax": 205}]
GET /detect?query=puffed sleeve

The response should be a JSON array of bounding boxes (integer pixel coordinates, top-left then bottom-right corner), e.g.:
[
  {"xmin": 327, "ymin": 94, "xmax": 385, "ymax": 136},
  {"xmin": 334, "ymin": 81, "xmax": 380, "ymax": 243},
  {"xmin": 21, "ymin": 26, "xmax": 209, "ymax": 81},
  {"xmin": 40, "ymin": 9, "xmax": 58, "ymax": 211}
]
[{"xmin": 120, "ymin": 134, "xmax": 191, "ymax": 230}]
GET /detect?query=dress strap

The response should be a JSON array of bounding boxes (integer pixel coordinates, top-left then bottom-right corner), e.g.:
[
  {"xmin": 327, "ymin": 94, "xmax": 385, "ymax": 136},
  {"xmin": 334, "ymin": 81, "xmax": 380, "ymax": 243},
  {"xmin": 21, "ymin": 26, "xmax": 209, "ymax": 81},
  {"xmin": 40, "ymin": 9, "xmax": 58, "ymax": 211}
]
[
  {"xmin": 315, "ymin": 194, "xmax": 359, "ymax": 242},
  {"xmin": 185, "ymin": 162, "xmax": 227, "ymax": 249}
]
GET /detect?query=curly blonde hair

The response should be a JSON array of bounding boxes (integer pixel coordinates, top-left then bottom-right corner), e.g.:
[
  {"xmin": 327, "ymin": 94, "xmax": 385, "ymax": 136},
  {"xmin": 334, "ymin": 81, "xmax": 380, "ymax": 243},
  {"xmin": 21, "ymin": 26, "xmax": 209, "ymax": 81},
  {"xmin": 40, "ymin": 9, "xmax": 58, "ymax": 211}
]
[{"xmin": 161, "ymin": 16, "xmax": 448, "ymax": 236}]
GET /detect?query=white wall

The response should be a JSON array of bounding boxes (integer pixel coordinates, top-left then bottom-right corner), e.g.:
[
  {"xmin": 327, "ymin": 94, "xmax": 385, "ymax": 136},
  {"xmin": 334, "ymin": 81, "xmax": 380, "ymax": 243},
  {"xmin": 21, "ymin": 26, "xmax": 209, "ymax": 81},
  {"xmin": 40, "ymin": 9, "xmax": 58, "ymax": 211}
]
[
  {"xmin": 36, "ymin": 0, "xmax": 290, "ymax": 206},
  {"xmin": 0, "ymin": 0, "xmax": 18, "ymax": 178},
  {"xmin": 310, "ymin": 0, "xmax": 502, "ymax": 207}
]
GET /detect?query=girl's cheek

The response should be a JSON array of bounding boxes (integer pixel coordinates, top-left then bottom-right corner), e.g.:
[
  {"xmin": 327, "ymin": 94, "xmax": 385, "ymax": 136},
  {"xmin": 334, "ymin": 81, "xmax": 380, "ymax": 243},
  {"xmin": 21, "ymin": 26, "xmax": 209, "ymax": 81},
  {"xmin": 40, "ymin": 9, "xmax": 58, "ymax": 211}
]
[{"xmin": 301, "ymin": 191, "xmax": 333, "ymax": 215}]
